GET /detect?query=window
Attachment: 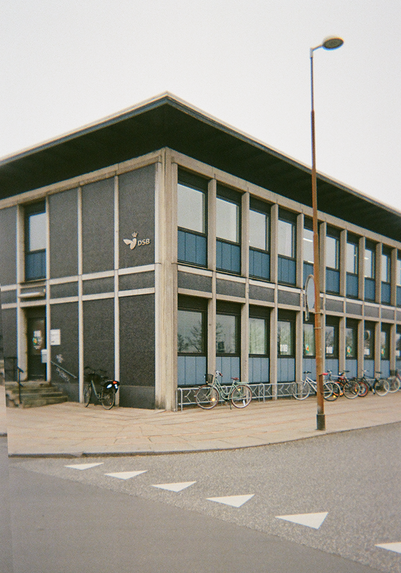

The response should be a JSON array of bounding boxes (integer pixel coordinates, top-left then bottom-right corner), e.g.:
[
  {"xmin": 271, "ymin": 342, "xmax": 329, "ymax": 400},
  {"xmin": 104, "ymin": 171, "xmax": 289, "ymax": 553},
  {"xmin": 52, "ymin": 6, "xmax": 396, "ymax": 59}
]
[
  {"xmin": 177, "ymin": 309, "xmax": 205, "ymax": 354},
  {"xmin": 364, "ymin": 324, "xmax": 375, "ymax": 359},
  {"xmin": 346, "ymin": 236, "xmax": 359, "ymax": 298},
  {"xmin": 326, "ymin": 229, "xmax": 340, "ymax": 294},
  {"xmin": 325, "ymin": 319, "xmax": 338, "ymax": 359},
  {"xmin": 278, "ymin": 210, "xmax": 296, "ymax": 285},
  {"xmin": 381, "ymin": 248, "xmax": 391, "ymax": 304},
  {"xmin": 249, "ymin": 317, "xmax": 268, "ymax": 355},
  {"xmin": 177, "ymin": 170, "xmax": 208, "ymax": 267},
  {"xmin": 381, "ymin": 325, "xmax": 390, "ymax": 360},
  {"xmin": 303, "ymin": 219, "xmax": 314, "ymax": 285},
  {"xmin": 249, "ymin": 199, "xmax": 270, "ymax": 280},
  {"xmin": 216, "ymin": 308, "xmax": 239, "ymax": 355},
  {"xmin": 397, "ymin": 253, "xmax": 401, "ymax": 307},
  {"xmin": 346, "ymin": 320, "xmax": 358, "ymax": 359},
  {"xmin": 303, "ymin": 322, "xmax": 315, "ymax": 357},
  {"xmin": 216, "ymin": 187, "xmax": 241, "ymax": 274},
  {"xmin": 25, "ymin": 202, "xmax": 46, "ymax": 281},
  {"xmin": 364, "ymin": 241, "xmax": 376, "ymax": 301},
  {"xmin": 277, "ymin": 318, "xmax": 294, "ymax": 357},
  {"xmin": 396, "ymin": 326, "xmax": 401, "ymax": 360}
]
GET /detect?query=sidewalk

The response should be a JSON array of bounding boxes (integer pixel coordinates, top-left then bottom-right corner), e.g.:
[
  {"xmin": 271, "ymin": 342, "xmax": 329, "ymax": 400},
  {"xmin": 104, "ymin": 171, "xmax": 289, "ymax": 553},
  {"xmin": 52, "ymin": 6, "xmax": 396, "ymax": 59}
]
[{"xmin": 4, "ymin": 387, "xmax": 401, "ymax": 457}]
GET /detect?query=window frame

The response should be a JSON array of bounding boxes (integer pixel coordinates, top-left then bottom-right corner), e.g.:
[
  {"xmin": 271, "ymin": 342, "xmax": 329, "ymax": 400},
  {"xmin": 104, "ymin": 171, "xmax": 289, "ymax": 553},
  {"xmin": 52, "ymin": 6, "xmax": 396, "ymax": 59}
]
[{"xmin": 25, "ymin": 201, "xmax": 47, "ymax": 281}]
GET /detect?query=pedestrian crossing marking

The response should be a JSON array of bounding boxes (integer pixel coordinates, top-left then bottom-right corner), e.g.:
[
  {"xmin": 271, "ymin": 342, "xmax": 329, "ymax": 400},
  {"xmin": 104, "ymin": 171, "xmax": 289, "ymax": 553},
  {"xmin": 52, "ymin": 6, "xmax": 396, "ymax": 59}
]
[
  {"xmin": 376, "ymin": 542, "xmax": 401, "ymax": 554},
  {"xmin": 276, "ymin": 512, "xmax": 328, "ymax": 529},
  {"xmin": 65, "ymin": 463, "xmax": 104, "ymax": 471},
  {"xmin": 207, "ymin": 494, "xmax": 255, "ymax": 508},
  {"xmin": 105, "ymin": 471, "xmax": 148, "ymax": 480},
  {"xmin": 152, "ymin": 481, "xmax": 196, "ymax": 492}
]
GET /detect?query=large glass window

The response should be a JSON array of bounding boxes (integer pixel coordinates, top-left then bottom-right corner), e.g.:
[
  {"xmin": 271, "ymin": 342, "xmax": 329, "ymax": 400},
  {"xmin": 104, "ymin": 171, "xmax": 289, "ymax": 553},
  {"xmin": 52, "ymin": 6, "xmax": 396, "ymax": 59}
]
[
  {"xmin": 177, "ymin": 309, "xmax": 205, "ymax": 354},
  {"xmin": 277, "ymin": 319, "xmax": 294, "ymax": 357},
  {"xmin": 25, "ymin": 202, "xmax": 46, "ymax": 281},
  {"xmin": 278, "ymin": 219, "xmax": 295, "ymax": 258},
  {"xmin": 346, "ymin": 237, "xmax": 359, "ymax": 298},
  {"xmin": 303, "ymin": 220, "xmax": 314, "ymax": 286},
  {"xmin": 249, "ymin": 210, "xmax": 268, "ymax": 251},
  {"xmin": 396, "ymin": 326, "xmax": 401, "ymax": 360},
  {"xmin": 303, "ymin": 322, "xmax": 315, "ymax": 357},
  {"xmin": 216, "ymin": 314, "xmax": 239, "ymax": 355},
  {"xmin": 249, "ymin": 317, "xmax": 268, "ymax": 355},
  {"xmin": 364, "ymin": 324, "xmax": 375, "ymax": 359},
  {"xmin": 177, "ymin": 171, "xmax": 208, "ymax": 267},
  {"xmin": 216, "ymin": 188, "xmax": 241, "ymax": 274},
  {"xmin": 278, "ymin": 210, "xmax": 296, "ymax": 285},
  {"xmin": 364, "ymin": 241, "xmax": 376, "ymax": 301},
  {"xmin": 346, "ymin": 321, "xmax": 358, "ymax": 359},
  {"xmin": 326, "ymin": 235, "xmax": 339, "ymax": 270},
  {"xmin": 178, "ymin": 185, "xmax": 205, "ymax": 234},
  {"xmin": 381, "ymin": 325, "xmax": 390, "ymax": 360},
  {"xmin": 397, "ymin": 254, "xmax": 401, "ymax": 307},
  {"xmin": 216, "ymin": 197, "xmax": 239, "ymax": 244},
  {"xmin": 326, "ymin": 229, "xmax": 340, "ymax": 294},
  {"xmin": 325, "ymin": 320, "xmax": 339, "ymax": 359},
  {"xmin": 381, "ymin": 248, "xmax": 391, "ymax": 304},
  {"xmin": 249, "ymin": 200, "xmax": 270, "ymax": 281}
]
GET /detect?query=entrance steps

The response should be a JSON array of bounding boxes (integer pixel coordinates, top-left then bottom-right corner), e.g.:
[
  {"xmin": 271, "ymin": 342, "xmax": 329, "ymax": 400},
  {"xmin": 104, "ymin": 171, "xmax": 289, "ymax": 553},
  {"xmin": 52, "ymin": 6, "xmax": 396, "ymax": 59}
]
[{"xmin": 5, "ymin": 380, "xmax": 68, "ymax": 408}]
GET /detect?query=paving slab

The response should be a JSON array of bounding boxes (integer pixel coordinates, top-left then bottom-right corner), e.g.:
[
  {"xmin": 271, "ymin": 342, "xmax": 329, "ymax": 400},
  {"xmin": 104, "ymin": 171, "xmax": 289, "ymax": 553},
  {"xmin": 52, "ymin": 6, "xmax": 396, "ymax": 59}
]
[{"xmin": 5, "ymin": 391, "xmax": 401, "ymax": 457}]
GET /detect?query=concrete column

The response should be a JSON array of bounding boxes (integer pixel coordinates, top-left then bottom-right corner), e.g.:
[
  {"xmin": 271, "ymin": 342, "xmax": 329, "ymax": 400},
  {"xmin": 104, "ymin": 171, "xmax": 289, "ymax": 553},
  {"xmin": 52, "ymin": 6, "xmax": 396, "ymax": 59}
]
[
  {"xmin": 296, "ymin": 213, "xmax": 304, "ymax": 288},
  {"xmin": 207, "ymin": 179, "xmax": 217, "ymax": 376},
  {"xmin": 375, "ymin": 243, "xmax": 382, "ymax": 304},
  {"xmin": 320, "ymin": 222, "xmax": 327, "ymax": 294},
  {"xmin": 155, "ymin": 152, "xmax": 177, "ymax": 410},
  {"xmin": 241, "ymin": 192, "xmax": 250, "ymax": 382},
  {"xmin": 391, "ymin": 247, "xmax": 397, "ymax": 307},
  {"xmin": 270, "ymin": 307, "xmax": 278, "ymax": 399},
  {"xmin": 340, "ymin": 230, "xmax": 346, "ymax": 297}
]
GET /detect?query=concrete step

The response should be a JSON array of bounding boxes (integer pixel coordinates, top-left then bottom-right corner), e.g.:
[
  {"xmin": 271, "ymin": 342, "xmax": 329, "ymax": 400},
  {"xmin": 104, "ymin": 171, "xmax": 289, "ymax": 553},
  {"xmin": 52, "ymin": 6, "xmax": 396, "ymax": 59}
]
[{"xmin": 5, "ymin": 381, "xmax": 69, "ymax": 408}]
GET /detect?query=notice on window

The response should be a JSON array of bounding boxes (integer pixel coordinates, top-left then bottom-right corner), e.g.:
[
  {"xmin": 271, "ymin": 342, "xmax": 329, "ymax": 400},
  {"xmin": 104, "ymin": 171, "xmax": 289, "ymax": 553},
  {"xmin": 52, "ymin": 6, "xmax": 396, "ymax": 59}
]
[{"xmin": 50, "ymin": 329, "xmax": 61, "ymax": 346}]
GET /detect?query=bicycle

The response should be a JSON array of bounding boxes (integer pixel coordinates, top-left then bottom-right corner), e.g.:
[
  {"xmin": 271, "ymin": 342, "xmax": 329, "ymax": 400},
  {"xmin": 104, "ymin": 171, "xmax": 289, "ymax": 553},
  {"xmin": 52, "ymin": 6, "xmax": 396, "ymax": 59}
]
[
  {"xmin": 386, "ymin": 369, "xmax": 401, "ymax": 393},
  {"xmin": 84, "ymin": 366, "xmax": 120, "ymax": 410},
  {"xmin": 356, "ymin": 370, "xmax": 389, "ymax": 397},
  {"xmin": 292, "ymin": 372, "xmax": 341, "ymax": 401},
  {"xmin": 326, "ymin": 370, "xmax": 361, "ymax": 399},
  {"xmin": 195, "ymin": 371, "xmax": 252, "ymax": 409}
]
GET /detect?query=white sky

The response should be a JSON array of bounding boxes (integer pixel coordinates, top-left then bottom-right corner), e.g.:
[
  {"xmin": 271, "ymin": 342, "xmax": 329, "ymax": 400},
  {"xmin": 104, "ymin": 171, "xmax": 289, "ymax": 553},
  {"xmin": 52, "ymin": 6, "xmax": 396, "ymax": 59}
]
[{"xmin": 1, "ymin": 0, "xmax": 400, "ymax": 212}]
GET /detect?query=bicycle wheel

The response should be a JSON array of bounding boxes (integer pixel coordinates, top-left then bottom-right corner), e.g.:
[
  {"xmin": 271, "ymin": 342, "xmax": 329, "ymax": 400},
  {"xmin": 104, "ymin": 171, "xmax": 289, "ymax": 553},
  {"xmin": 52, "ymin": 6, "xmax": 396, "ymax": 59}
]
[
  {"xmin": 196, "ymin": 385, "xmax": 219, "ymax": 409},
  {"xmin": 323, "ymin": 381, "xmax": 340, "ymax": 401},
  {"xmin": 387, "ymin": 376, "xmax": 400, "ymax": 393},
  {"xmin": 231, "ymin": 384, "xmax": 252, "ymax": 408},
  {"xmin": 101, "ymin": 389, "xmax": 115, "ymax": 410},
  {"xmin": 357, "ymin": 380, "xmax": 369, "ymax": 397},
  {"xmin": 292, "ymin": 381, "xmax": 310, "ymax": 400},
  {"xmin": 343, "ymin": 380, "xmax": 359, "ymax": 399},
  {"xmin": 83, "ymin": 382, "xmax": 92, "ymax": 406},
  {"xmin": 374, "ymin": 379, "xmax": 389, "ymax": 397}
]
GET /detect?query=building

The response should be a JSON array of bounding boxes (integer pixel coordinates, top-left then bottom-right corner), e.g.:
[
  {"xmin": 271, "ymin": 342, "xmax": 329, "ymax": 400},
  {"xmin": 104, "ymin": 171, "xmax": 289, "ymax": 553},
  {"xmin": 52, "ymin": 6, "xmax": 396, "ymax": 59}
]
[{"xmin": 0, "ymin": 93, "xmax": 400, "ymax": 409}]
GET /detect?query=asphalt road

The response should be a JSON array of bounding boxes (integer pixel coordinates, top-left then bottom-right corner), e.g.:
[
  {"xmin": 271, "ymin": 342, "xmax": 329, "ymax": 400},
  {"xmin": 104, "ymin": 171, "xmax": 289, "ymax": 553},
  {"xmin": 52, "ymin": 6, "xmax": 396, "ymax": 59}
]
[{"xmin": 6, "ymin": 424, "xmax": 401, "ymax": 573}]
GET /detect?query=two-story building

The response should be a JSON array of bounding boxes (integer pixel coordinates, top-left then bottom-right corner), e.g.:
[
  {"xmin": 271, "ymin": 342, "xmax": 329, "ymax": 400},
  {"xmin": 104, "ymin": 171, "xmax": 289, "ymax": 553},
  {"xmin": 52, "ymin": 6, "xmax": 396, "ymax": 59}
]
[{"xmin": 1, "ymin": 93, "xmax": 400, "ymax": 409}]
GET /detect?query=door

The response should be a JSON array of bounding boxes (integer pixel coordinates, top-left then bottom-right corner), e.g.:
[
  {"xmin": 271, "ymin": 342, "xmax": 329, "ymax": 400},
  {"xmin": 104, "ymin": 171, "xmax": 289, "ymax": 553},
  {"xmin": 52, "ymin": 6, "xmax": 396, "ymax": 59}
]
[{"xmin": 27, "ymin": 308, "xmax": 46, "ymax": 380}]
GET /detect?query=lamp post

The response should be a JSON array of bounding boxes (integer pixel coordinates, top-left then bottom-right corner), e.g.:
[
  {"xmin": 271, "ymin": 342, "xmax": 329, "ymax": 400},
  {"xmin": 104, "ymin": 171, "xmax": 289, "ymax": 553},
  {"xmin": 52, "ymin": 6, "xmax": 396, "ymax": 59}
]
[{"xmin": 310, "ymin": 36, "xmax": 343, "ymax": 431}]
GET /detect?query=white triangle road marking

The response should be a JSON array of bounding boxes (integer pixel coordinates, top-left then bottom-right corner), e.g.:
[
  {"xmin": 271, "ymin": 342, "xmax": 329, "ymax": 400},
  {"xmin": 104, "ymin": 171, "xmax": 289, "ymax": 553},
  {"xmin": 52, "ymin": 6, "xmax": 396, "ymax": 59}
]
[
  {"xmin": 152, "ymin": 481, "xmax": 196, "ymax": 492},
  {"xmin": 276, "ymin": 512, "xmax": 328, "ymax": 530},
  {"xmin": 65, "ymin": 463, "xmax": 104, "ymax": 471},
  {"xmin": 376, "ymin": 542, "xmax": 401, "ymax": 554},
  {"xmin": 207, "ymin": 494, "xmax": 255, "ymax": 508},
  {"xmin": 105, "ymin": 471, "xmax": 148, "ymax": 480}
]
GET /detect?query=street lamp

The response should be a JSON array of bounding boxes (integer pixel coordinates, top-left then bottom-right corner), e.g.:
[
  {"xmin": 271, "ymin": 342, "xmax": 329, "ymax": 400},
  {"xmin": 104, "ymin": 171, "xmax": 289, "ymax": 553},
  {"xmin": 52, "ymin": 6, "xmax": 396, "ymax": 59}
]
[{"xmin": 310, "ymin": 36, "xmax": 343, "ymax": 431}]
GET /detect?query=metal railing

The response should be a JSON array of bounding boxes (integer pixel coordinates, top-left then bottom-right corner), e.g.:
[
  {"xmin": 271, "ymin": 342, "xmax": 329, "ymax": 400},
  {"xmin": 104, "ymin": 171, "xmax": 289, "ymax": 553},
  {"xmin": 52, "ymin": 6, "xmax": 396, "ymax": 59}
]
[
  {"xmin": 175, "ymin": 382, "xmax": 294, "ymax": 411},
  {"xmin": 50, "ymin": 361, "xmax": 78, "ymax": 383}
]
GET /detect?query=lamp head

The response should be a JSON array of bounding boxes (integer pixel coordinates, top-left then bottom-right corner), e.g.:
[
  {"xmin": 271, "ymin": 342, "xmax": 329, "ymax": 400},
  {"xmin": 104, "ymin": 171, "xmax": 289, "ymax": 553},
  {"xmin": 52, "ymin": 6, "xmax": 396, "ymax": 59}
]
[{"xmin": 322, "ymin": 36, "xmax": 344, "ymax": 50}]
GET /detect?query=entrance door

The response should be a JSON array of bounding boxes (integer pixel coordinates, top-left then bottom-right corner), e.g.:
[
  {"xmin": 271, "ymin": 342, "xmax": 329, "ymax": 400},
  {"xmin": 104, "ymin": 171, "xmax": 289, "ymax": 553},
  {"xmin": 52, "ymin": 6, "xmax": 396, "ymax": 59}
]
[{"xmin": 27, "ymin": 308, "xmax": 46, "ymax": 380}]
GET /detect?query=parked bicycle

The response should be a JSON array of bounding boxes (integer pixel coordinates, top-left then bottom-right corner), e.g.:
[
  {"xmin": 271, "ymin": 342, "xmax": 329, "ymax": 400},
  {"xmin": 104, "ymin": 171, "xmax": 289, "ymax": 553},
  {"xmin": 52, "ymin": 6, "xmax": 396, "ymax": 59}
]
[
  {"xmin": 292, "ymin": 372, "xmax": 341, "ymax": 401},
  {"xmin": 84, "ymin": 366, "xmax": 120, "ymax": 409},
  {"xmin": 326, "ymin": 370, "xmax": 361, "ymax": 399},
  {"xmin": 386, "ymin": 369, "xmax": 401, "ymax": 393},
  {"xmin": 356, "ymin": 370, "xmax": 389, "ymax": 397},
  {"xmin": 195, "ymin": 371, "xmax": 252, "ymax": 409}
]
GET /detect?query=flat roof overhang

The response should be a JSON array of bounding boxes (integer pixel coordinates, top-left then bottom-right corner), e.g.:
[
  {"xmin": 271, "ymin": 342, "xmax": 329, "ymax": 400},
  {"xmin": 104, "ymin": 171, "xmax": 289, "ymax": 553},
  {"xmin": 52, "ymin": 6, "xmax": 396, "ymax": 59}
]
[{"xmin": 1, "ymin": 93, "xmax": 400, "ymax": 242}]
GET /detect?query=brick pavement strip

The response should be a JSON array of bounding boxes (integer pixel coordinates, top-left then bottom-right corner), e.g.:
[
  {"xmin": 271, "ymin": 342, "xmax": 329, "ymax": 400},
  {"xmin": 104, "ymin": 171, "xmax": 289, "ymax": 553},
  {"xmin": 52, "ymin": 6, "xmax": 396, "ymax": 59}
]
[{"xmin": 5, "ymin": 389, "xmax": 401, "ymax": 456}]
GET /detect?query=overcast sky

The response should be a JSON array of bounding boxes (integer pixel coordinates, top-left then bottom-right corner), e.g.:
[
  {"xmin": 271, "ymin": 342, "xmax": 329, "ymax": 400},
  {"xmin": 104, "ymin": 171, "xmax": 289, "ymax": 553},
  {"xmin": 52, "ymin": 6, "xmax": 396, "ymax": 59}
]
[{"xmin": 1, "ymin": 0, "xmax": 400, "ymax": 212}]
